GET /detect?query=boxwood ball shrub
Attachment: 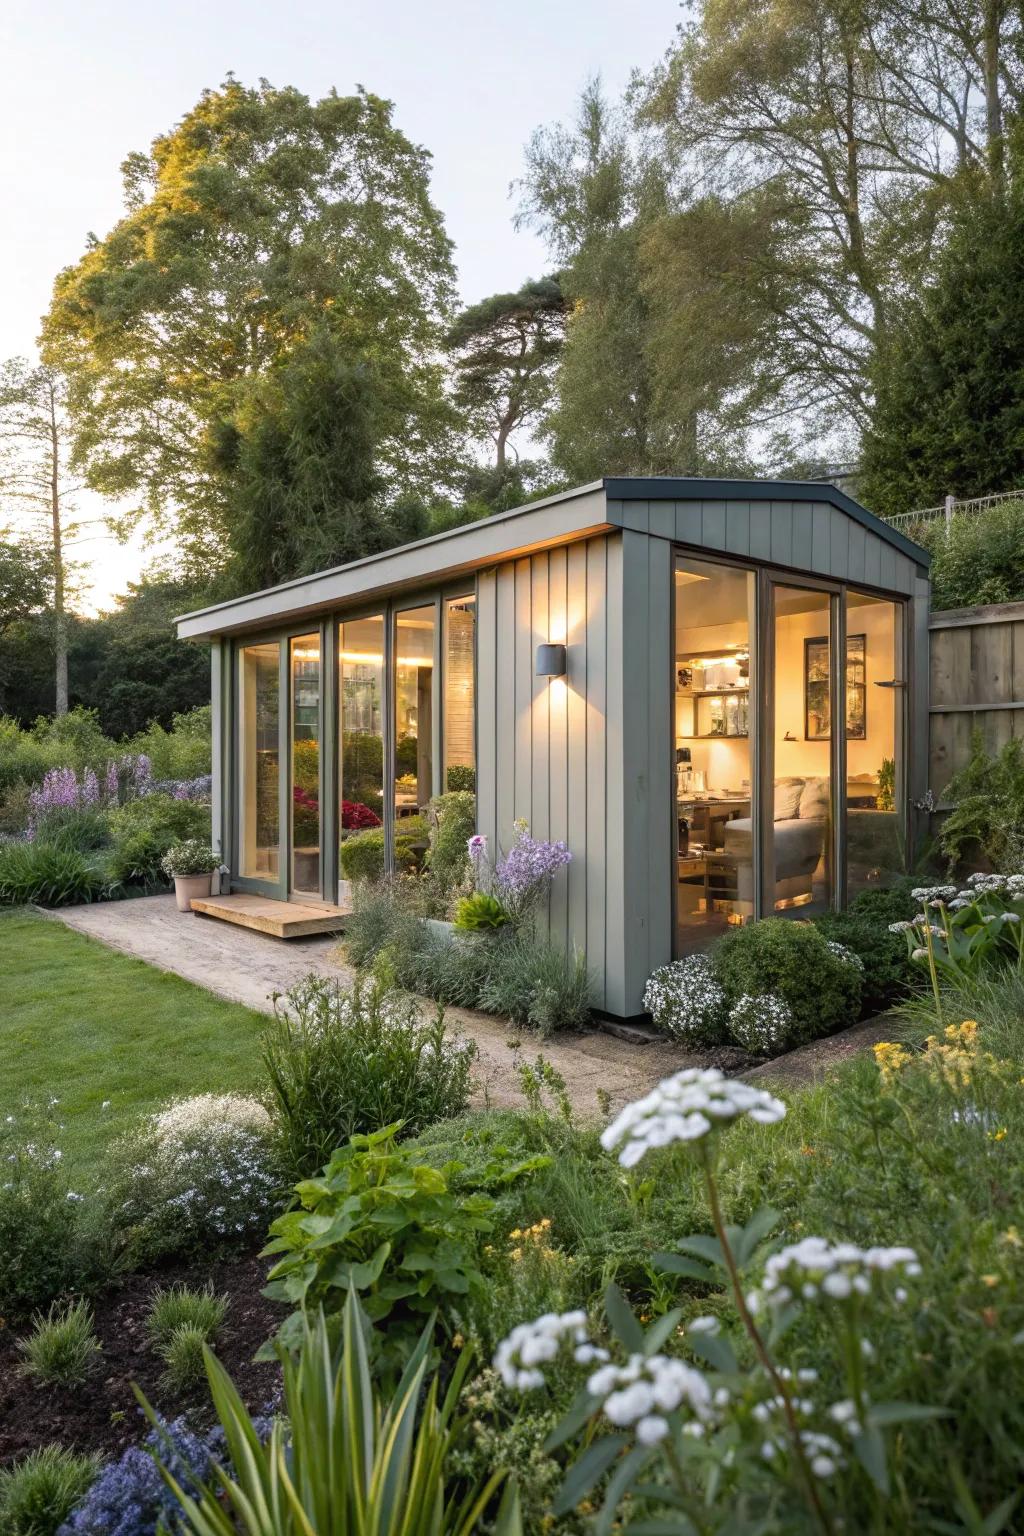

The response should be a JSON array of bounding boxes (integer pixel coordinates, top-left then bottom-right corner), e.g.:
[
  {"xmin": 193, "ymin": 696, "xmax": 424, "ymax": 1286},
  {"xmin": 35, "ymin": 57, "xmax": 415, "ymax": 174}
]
[
  {"xmin": 714, "ymin": 918, "xmax": 862, "ymax": 1050},
  {"xmin": 338, "ymin": 816, "xmax": 428, "ymax": 882},
  {"xmin": 643, "ymin": 954, "xmax": 729, "ymax": 1046}
]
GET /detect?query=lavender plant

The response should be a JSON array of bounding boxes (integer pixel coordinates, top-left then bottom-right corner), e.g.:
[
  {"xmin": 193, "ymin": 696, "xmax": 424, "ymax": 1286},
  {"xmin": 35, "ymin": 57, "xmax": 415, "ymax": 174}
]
[{"xmin": 465, "ymin": 821, "xmax": 572, "ymax": 930}]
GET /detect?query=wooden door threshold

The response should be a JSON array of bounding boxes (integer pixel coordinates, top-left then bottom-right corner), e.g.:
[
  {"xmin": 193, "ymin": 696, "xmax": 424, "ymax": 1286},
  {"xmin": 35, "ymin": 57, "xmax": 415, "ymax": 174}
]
[{"xmin": 190, "ymin": 893, "xmax": 350, "ymax": 938}]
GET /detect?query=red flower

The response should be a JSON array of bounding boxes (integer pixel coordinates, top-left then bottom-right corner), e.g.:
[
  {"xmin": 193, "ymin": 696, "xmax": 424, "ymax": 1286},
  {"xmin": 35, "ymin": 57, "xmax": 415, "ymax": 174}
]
[{"xmin": 342, "ymin": 799, "xmax": 381, "ymax": 829}]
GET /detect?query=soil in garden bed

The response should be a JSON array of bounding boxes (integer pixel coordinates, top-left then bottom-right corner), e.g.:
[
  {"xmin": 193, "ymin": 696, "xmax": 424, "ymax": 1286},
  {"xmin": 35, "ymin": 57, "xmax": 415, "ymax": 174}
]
[{"xmin": 0, "ymin": 1249, "xmax": 284, "ymax": 1466}]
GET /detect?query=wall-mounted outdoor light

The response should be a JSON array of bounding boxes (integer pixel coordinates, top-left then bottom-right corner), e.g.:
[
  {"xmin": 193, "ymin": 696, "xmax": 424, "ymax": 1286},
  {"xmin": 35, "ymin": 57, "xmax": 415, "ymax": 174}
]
[{"xmin": 535, "ymin": 643, "xmax": 567, "ymax": 678}]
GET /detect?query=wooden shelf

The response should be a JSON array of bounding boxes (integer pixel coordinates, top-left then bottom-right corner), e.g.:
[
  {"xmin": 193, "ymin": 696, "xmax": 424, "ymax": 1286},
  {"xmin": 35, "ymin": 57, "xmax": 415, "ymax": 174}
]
[
  {"xmin": 676, "ymin": 687, "xmax": 749, "ymax": 698},
  {"xmin": 677, "ymin": 732, "xmax": 750, "ymax": 740}
]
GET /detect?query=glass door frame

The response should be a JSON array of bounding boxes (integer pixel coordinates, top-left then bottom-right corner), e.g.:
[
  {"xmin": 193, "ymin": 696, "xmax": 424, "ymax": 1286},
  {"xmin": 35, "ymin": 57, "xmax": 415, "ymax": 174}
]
[
  {"xmin": 671, "ymin": 543, "xmax": 911, "ymax": 943},
  {"xmin": 230, "ymin": 618, "xmax": 331, "ymax": 904}
]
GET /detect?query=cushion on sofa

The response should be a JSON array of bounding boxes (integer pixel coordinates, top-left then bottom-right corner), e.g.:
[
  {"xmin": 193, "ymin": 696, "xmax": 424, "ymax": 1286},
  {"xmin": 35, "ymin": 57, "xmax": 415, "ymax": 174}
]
[
  {"xmin": 773, "ymin": 778, "xmax": 804, "ymax": 820},
  {"xmin": 798, "ymin": 776, "xmax": 829, "ymax": 821}
]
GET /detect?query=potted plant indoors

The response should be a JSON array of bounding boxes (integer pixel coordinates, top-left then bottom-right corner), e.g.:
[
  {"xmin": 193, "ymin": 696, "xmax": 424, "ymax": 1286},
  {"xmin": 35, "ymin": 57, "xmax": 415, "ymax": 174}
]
[{"xmin": 161, "ymin": 839, "xmax": 220, "ymax": 911}]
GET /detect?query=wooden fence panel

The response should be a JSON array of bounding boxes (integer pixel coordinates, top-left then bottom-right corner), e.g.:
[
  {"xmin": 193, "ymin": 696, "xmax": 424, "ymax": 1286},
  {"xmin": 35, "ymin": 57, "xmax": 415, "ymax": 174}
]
[{"xmin": 929, "ymin": 601, "xmax": 1024, "ymax": 798}]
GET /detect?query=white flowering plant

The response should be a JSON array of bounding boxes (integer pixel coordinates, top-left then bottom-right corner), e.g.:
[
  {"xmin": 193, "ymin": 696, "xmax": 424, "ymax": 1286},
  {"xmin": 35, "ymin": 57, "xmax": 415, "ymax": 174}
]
[
  {"xmin": 160, "ymin": 838, "xmax": 219, "ymax": 878},
  {"xmin": 643, "ymin": 956, "xmax": 729, "ymax": 1047},
  {"xmin": 104, "ymin": 1092, "xmax": 279, "ymax": 1266},
  {"xmin": 493, "ymin": 1069, "xmax": 940, "ymax": 1535},
  {"xmin": 892, "ymin": 876, "xmax": 1024, "ymax": 1014},
  {"xmin": 0, "ymin": 1100, "xmax": 87, "ymax": 1317}
]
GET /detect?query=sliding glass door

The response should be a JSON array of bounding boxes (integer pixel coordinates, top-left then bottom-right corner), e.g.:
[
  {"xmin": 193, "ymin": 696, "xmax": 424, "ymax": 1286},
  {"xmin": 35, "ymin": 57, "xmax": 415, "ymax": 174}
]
[
  {"xmin": 290, "ymin": 634, "xmax": 322, "ymax": 897},
  {"xmin": 768, "ymin": 584, "xmax": 834, "ymax": 917},
  {"xmin": 845, "ymin": 591, "xmax": 907, "ymax": 896},
  {"xmin": 238, "ymin": 641, "xmax": 283, "ymax": 886}
]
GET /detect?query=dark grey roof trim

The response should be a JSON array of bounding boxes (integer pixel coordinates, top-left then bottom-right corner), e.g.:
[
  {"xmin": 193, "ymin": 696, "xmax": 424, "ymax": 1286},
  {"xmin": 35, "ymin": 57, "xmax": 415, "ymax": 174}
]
[{"xmin": 603, "ymin": 477, "xmax": 931, "ymax": 570}]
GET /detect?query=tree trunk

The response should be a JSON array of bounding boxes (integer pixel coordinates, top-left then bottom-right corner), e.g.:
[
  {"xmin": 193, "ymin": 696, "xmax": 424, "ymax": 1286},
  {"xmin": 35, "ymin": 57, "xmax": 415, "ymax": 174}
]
[
  {"xmin": 983, "ymin": 0, "xmax": 1005, "ymax": 193},
  {"xmin": 48, "ymin": 383, "xmax": 68, "ymax": 716}
]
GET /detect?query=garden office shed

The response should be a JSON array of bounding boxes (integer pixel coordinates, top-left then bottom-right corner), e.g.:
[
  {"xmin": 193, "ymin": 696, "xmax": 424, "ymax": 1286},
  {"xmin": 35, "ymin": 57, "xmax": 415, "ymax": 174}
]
[{"xmin": 175, "ymin": 477, "xmax": 932, "ymax": 1020}]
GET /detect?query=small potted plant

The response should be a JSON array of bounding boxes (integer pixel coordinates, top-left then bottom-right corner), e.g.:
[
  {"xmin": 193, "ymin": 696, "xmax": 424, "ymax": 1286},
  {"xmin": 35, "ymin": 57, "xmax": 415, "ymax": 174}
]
[{"xmin": 161, "ymin": 839, "xmax": 220, "ymax": 911}]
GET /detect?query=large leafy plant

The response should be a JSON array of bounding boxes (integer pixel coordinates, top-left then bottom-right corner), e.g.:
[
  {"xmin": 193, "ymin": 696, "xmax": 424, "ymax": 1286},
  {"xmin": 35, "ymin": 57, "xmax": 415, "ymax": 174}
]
[
  {"xmin": 263, "ymin": 1125, "xmax": 496, "ymax": 1365},
  {"xmin": 939, "ymin": 734, "xmax": 1024, "ymax": 874}
]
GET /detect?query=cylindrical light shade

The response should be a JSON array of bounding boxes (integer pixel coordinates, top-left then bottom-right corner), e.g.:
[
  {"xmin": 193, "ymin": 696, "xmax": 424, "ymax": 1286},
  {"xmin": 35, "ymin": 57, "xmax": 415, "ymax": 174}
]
[{"xmin": 535, "ymin": 643, "xmax": 567, "ymax": 678}]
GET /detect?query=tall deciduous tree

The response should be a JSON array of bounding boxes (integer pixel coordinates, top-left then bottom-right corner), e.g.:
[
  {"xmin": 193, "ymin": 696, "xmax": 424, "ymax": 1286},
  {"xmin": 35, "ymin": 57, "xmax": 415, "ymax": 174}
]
[
  {"xmin": 447, "ymin": 278, "xmax": 566, "ymax": 472},
  {"xmin": 0, "ymin": 360, "xmax": 79, "ymax": 714},
  {"xmin": 636, "ymin": 0, "xmax": 1024, "ymax": 445},
  {"xmin": 517, "ymin": 80, "xmax": 767, "ymax": 477},
  {"xmin": 42, "ymin": 77, "xmax": 459, "ymax": 574},
  {"xmin": 216, "ymin": 327, "xmax": 388, "ymax": 593}
]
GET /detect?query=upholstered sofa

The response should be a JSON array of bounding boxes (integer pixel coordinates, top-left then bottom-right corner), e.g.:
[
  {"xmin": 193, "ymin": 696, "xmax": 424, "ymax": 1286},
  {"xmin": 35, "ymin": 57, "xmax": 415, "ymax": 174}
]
[{"xmin": 721, "ymin": 777, "xmax": 827, "ymax": 905}]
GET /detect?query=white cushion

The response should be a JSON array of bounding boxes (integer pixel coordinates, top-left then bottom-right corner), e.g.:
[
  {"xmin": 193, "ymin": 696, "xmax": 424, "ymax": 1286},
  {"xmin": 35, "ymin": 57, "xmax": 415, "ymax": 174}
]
[
  {"xmin": 798, "ymin": 776, "xmax": 830, "ymax": 820},
  {"xmin": 773, "ymin": 778, "xmax": 804, "ymax": 820}
]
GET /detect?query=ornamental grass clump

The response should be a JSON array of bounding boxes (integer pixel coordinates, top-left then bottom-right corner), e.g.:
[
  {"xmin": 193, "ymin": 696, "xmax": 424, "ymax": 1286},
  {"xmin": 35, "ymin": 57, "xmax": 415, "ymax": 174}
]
[
  {"xmin": 492, "ymin": 1067, "xmax": 935, "ymax": 1536},
  {"xmin": 104, "ymin": 1093, "xmax": 278, "ymax": 1266},
  {"xmin": 0, "ymin": 1445, "xmax": 101, "ymax": 1536},
  {"xmin": 146, "ymin": 1284, "xmax": 228, "ymax": 1348},
  {"xmin": 18, "ymin": 1299, "xmax": 101, "ymax": 1387}
]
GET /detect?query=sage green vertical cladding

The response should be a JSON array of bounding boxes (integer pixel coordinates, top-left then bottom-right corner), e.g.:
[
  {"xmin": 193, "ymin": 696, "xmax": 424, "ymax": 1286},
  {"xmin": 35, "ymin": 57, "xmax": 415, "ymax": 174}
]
[{"xmin": 475, "ymin": 533, "xmax": 630, "ymax": 1014}]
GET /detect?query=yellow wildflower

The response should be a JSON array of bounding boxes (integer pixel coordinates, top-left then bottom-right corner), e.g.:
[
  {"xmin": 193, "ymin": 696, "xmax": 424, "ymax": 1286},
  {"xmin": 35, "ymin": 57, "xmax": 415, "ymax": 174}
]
[
  {"xmin": 1001, "ymin": 1227, "xmax": 1022, "ymax": 1249},
  {"xmin": 800, "ymin": 1144, "xmax": 816, "ymax": 1156},
  {"xmin": 873, "ymin": 1041, "xmax": 911, "ymax": 1083},
  {"xmin": 981, "ymin": 1275, "xmax": 1000, "ymax": 1288},
  {"xmin": 989, "ymin": 1127, "xmax": 1008, "ymax": 1142}
]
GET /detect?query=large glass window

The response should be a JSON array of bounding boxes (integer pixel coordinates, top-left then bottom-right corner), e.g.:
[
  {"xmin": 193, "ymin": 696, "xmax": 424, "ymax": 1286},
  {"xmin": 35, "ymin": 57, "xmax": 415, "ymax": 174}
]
[
  {"xmin": 339, "ymin": 616, "xmax": 385, "ymax": 841},
  {"xmin": 444, "ymin": 595, "xmax": 475, "ymax": 792},
  {"xmin": 290, "ymin": 634, "xmax": 321, "ymax": 896},
  {"xmin": 394, "ymin": 605, "xmax": 435, "ymax": 815},
  {"xmin": 239, "ymin": 641, "xmax": 281, "ymax": 881},
  {"xmin": 846, "ymin": 591, "xmax": 905, "ymax": 898},
  {"xmin": 674, "ymin": 557, "xmax": 756, "ymax": 954},
  {"xmin": 771, "ymin": 585, "xmax": 833, "ymax": 915}
]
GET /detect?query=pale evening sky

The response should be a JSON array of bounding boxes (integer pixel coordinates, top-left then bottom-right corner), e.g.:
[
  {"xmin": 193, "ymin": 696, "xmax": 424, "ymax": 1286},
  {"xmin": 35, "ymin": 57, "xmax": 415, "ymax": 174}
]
[{"xmin": 0, "ymin": 0, "xmax": 677, "ymax": 613}]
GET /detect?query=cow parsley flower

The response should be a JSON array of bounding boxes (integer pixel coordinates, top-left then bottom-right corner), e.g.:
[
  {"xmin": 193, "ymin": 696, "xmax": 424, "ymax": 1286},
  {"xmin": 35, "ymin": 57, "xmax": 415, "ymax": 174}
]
[
  {"xmin": 753, "ymin": 1236, "xmax": 920, "ymax": 1310},
  {"xmin": 600, "ymin": 1069, "xmax": 786, "ymax": 1167},
  {"xmin": 494, "ymin": 1309, "xmax": 604, "ymax": 1390},
  {"xmin": 587, "ymin": 1353, "xmax": 715, "ymax": 1438}
]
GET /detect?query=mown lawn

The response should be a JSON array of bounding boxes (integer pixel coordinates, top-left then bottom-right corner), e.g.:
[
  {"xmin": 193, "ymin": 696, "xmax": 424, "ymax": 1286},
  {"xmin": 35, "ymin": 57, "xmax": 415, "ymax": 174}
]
[{"xmin": 0, "ymin": 908, "xmax": 268, "ymax": 1184}]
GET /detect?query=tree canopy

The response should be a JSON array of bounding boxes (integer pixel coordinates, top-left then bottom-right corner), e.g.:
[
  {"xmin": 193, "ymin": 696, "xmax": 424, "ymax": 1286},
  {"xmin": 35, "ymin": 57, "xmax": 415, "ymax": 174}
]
[
  {"xmin": 43, "ymin": 77, "xmax": 460, "ymax": 575},
  {"xmin": 447, "ymin": 277, "xmax": 566, "ymax": 472}
]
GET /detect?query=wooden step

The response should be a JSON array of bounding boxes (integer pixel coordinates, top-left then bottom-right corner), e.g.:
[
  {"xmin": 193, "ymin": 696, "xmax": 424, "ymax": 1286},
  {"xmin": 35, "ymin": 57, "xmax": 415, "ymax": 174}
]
[{"xmin": 190, "ymin": 894, "xmax": 351, "ymax": 938}]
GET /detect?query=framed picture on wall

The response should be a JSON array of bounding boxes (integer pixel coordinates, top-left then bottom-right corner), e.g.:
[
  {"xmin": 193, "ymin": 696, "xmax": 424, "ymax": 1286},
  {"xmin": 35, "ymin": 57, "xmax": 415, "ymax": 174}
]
[{"xmin": 804, "ymin": 634, "xmax": 866, "ymax": 740}]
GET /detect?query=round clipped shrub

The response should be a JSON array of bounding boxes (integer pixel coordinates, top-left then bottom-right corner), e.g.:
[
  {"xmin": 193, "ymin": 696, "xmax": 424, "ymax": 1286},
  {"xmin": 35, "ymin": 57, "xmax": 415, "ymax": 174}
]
[
  {"xmin": 727, "ymin": 992, "xmax": 795, "ymax": 1055},
  {"xmin": 643, "ymin": 954, "xmax": 729, "ymax": 1046},
  {"xmin": 714, "ymin": 919, "xmax": 862, "ymax": 1049}
]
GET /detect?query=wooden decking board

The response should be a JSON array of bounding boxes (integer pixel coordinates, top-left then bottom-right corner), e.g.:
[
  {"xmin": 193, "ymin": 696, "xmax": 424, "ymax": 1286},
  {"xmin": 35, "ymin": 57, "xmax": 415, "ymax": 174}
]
[{"xmin": 190, "ymin": 894, "xmax": 350, "ymax": 939}]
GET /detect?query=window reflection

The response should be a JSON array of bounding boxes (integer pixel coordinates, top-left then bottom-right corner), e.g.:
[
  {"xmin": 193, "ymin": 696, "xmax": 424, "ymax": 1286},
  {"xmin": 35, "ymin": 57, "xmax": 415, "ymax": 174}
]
[
  {"xmin": 239, "ymin": 642, "xmax": 280, "ymax": 881},
  {"xmin": 290, "ymin": 635, "xmax": 321, "ymax": 895},
  {"xmin": 846, "ymin": 591, "xmax": 905, "ymax": 897},
  {"xmin": 339, "ymin": 616, "xmax": 385, "ymax": 839},
  {"xmin": 444, "ymin": 596, "xmax": 475, "ymax": 792},
  {"xmin": 395, "ymin": 605, "xmax": 435, "ymax": 815}
]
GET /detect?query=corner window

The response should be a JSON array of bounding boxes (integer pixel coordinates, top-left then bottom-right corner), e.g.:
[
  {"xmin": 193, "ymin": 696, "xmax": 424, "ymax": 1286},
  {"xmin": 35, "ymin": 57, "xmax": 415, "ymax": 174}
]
[
  {"xmin": 444, "ymin": 595, "xmax": 475, "ymax": 792},
  {"xmin": 394, "ymin": 604, "xmax": 435, "ymax": 816}
]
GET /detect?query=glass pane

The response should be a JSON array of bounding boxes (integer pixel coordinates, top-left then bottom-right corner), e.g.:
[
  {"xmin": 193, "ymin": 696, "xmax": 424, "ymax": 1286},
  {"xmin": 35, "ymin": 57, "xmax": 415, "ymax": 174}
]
[
  {"xmin": 290, "ymin": 634, "xmax": 321, "ymax": 896},
  {"xmin": 772, "ymin": 585, "xmax": 832, "ymax": 915},
  {"xmin": 674, "ymin": 556, "xmax": 755, "ymax": 955},
  {"xmin": 339, "ymin": 616, "xmax": 385, "ymax": 841},
  {"xmin": 444, "ymin": 596, "xmax": 475, "ymax": 792},
  {"xmin": 395, "ymin": 605, "xmax": 435, "ymax": 816},
  {"xmin": 846, "ymin": 591, "xmax": 905, "ymax": 897},
  {"xmin": 238, "ymin": 641, "xmax": 280, "ymax": 881}
]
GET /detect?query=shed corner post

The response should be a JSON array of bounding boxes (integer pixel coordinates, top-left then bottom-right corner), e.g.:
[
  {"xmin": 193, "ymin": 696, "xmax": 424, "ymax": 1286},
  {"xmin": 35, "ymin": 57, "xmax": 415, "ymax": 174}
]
[
  {"xmin": 910, "ymin": 573, "xmax": 932, "ymax": 863},
  {"xmin": 211, "ymin": 637, "xmax": 232, "ymax": 883}
]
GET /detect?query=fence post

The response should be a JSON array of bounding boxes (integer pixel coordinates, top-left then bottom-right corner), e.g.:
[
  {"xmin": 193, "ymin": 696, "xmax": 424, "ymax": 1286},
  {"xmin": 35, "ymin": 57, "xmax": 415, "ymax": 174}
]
[{"xmin": 944, "ymin": 494, "xmax": 955, "ymax": 530}]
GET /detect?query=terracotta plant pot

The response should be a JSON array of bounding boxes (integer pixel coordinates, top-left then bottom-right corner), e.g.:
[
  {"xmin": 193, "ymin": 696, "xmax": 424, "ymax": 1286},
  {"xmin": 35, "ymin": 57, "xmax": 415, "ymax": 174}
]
[{"xmin": 173, "ymin": 872, "xmax": 213, "ymax": 912}]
